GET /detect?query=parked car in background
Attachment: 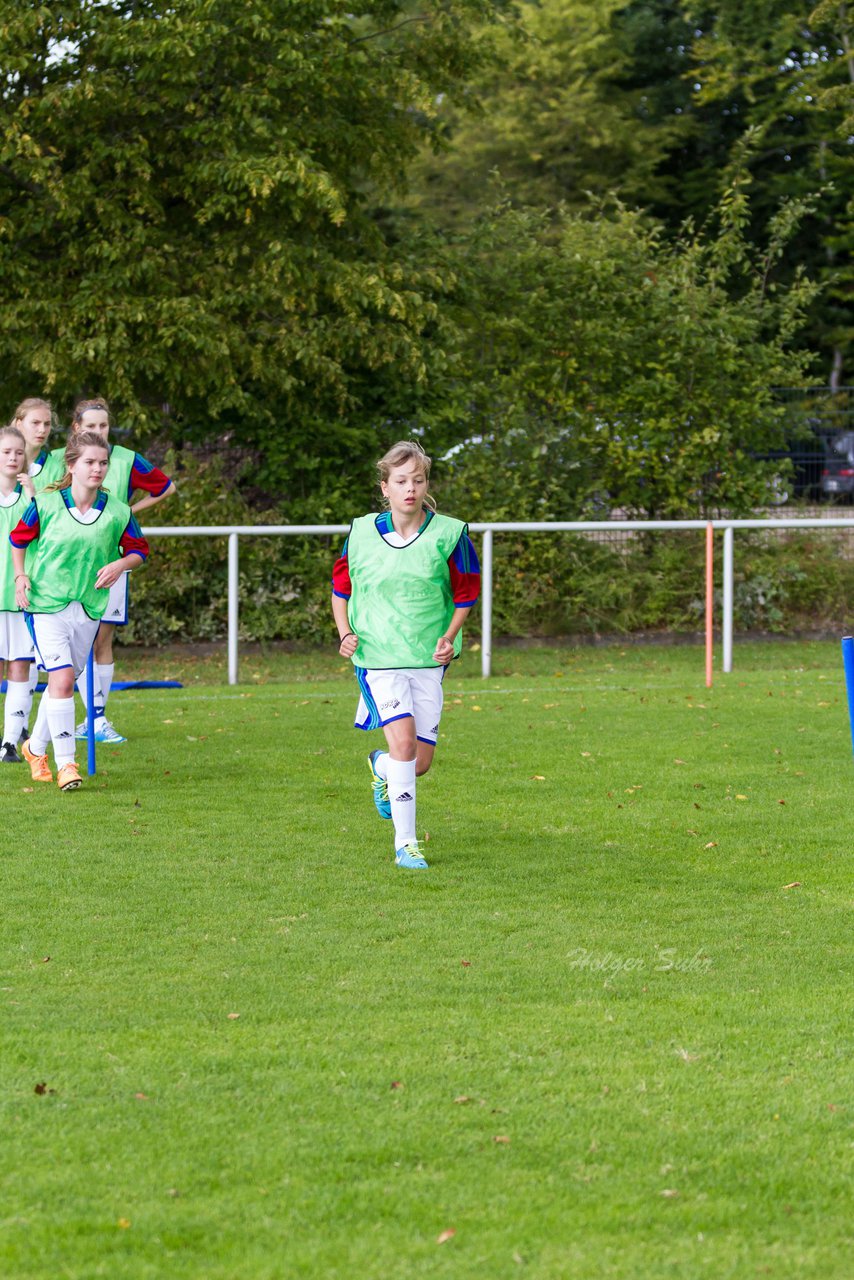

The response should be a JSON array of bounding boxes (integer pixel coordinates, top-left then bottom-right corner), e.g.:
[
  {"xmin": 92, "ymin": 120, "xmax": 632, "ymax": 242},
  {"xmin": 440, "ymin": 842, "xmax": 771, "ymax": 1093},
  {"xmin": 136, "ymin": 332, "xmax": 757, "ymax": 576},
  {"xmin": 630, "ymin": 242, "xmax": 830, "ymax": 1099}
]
[{"xmin": 821, "ymin": 432, "xmax": 854, "ymax": 499}]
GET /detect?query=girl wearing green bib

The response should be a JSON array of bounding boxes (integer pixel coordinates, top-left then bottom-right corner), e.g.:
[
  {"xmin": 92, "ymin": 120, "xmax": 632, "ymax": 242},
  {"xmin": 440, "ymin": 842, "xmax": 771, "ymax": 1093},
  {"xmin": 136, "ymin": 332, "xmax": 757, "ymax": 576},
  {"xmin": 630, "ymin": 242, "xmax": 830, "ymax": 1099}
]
[
  {"xmin": 0, "ymin": 426, "xmax": 36, "ymax": 763},
  {"xmin": 10, "ymin": 432, "xmax": 150, "ymax": 791},
  {"xmin": 39, "ymin": 398, "xmax": 175, "ymax": 744},
  {"xmin": 331, "ymin": 441, "xmax": 480, "ymax": 870}
]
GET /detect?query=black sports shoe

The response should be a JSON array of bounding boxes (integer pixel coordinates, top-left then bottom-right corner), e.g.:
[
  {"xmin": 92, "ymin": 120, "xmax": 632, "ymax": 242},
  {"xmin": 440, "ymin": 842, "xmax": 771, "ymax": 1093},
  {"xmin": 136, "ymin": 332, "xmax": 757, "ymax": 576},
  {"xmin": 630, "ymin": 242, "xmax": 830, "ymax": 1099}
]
[
  {"xmin": 18, "ymin": 729, "xmax": 29, "ymax": 746},
  {"xmin": 0, "ymin": 741, "xmax": 22, "ymax": 764}
]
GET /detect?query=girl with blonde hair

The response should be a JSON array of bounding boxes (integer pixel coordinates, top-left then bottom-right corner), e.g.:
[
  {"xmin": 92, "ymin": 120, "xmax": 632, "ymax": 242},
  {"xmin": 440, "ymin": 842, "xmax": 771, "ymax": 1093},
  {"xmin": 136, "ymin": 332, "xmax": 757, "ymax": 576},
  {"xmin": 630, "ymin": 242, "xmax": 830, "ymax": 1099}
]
[{"xmin": 331, "ymin": 441, "xmax": 480, "ymax": 870}]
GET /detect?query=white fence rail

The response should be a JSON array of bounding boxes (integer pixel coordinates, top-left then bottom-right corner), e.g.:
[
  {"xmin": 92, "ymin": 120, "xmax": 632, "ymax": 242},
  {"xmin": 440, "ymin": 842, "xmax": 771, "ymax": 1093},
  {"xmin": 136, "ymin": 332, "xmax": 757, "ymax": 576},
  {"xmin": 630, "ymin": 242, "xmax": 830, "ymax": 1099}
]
[{"xmin": 142, "ymin": 519, "xmax": 854, "ymax": 684}]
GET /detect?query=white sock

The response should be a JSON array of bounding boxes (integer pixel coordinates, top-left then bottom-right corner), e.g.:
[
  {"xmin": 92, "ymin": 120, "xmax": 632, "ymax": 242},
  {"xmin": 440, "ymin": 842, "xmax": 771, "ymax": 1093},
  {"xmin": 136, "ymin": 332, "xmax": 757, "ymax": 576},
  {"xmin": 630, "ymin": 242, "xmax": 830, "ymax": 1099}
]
[
  {"xmin": 46, "ymin": 695, "xmax": 76, "ymax": 768},
  {"xmin": 96, "ymin": 663, "xmax": 115, "ymax": 714},
  {"xmin": 29, "ymin": 694, "xmax": 51, "ymax": 756},
  {"xmin": 373, "ymin": 750, "xmax": 389, "ymax": 781},
  {"xmin": 3, "ymin": 679, "xmax": 32, "ymax": 745},
  {"xmin": 28, "ymin": 664, "xmax": 39, "ymax": 695},
  {"xmin": 387, "ymin": 757, "xmax": 417, "ymax": 848},
  {"xmin": 76, "ymin": 665, "xmax": 105, "ymax": 722}
]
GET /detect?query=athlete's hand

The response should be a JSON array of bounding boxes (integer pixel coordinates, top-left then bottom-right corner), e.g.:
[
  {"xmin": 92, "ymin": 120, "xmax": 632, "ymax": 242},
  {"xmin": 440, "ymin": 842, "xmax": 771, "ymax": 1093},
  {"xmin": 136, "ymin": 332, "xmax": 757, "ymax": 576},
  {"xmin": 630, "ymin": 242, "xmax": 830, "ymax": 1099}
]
[
  {"xmin": 14, "ymin": 575, "xmax": 30, "ymax": 610},
  {"xmin": 94, "ymin": 561, "xmax": 123, "ymax": 590},
  {"xmin": 338, "ymin": 632, "xmax": 358, "ymax": 658},
  {"xmin": 433, "ymin": 635, "xmax": 454, "ymax": 664},
  {"xmin": 16, "ymin": 473, "xmax": 35, "ymax": 499}
]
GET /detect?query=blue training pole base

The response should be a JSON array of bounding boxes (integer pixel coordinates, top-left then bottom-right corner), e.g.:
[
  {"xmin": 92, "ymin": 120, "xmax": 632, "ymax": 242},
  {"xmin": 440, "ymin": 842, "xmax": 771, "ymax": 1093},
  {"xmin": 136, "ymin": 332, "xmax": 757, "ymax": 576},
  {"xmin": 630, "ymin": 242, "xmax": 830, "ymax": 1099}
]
[{"xmin": 842, "ymin": 637, "xmax": 854, "ymax": 760}]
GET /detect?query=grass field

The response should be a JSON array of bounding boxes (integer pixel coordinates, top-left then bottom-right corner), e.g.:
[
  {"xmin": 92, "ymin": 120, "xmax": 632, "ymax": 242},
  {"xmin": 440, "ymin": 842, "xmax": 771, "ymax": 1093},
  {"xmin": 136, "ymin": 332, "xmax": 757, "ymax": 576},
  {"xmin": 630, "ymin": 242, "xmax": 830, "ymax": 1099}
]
[{"xmin": 2, "ymin": 641, "xmax": 851, "ymax": 1279}]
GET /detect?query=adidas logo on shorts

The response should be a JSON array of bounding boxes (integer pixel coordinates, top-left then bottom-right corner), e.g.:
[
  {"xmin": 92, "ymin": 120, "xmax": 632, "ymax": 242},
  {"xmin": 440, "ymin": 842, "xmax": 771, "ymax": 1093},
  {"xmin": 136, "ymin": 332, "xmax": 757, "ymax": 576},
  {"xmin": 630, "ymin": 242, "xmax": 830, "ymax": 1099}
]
[{"xmin": 112, "ymin": 609, "xmax": 122, "ymax": 616}]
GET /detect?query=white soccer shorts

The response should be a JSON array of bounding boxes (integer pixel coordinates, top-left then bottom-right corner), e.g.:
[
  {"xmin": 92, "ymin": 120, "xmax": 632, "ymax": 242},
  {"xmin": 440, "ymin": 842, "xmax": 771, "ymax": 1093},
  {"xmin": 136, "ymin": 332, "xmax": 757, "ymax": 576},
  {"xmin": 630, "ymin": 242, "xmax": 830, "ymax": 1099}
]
[
  {"xmin": 27, "ymin": 604, "xmax": 100, "ymax": 675},
  {"xmin": 101, "ymin": 570, "xmax": 129, "ymax": 625},
  {"xmin": 354, "ymin": 665, "xmax": 446, "ymax": 745},
  {"xmin": 0, "ymin": 611, "xmax": 34, "ymax": 662}
]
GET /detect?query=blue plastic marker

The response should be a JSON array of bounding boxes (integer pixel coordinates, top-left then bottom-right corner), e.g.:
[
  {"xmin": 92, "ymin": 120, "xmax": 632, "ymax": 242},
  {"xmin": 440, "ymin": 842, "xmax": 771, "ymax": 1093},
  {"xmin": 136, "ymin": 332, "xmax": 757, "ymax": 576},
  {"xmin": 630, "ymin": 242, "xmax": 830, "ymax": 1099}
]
[
  {"xmin": 842, "ymin": 637, "xmax": 854, "ymax": 758},
  {"xmin": 86, "ymin": 646, "xmax": 96, "ymax": 777}
]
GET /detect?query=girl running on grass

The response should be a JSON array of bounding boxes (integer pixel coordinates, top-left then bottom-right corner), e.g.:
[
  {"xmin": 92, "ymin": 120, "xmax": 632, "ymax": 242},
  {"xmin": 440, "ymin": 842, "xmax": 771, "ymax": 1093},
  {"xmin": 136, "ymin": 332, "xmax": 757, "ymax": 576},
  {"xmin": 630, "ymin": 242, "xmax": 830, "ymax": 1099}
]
[
  {"xmin": 0, "ymin": 426, "xmax": 37, "ymax": 764},
  {"xmin": 39, "ymin": 397, "xmax": 175, "ymax": 744},
  {"xmin": 331, "ymin": 440, "xmax": 480, "ymax": 870},
  {"xmin": 10, "ymin": 431, "xmax": 150, "ymax": 791}
]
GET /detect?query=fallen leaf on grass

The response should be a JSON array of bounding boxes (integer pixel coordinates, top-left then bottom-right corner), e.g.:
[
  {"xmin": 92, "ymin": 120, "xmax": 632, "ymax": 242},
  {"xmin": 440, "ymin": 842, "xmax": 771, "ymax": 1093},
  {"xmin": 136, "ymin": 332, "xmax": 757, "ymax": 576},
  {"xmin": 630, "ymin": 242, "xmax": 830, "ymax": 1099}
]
[
  {"xmin": 461, "ymin": 960, "xmax": 471, "ymax": 967},
  {"xmin": 34, "ymin": 1082, "xmax": 55, "ymax": 1095},
  {"xmin": 454, "ymin": 1096, "xmax": 472, "ymax": 1104},
  {"xmin": 530, "ymin": 775, "xmax": 546, "ymax": 781},
  {"xmin": 735, "ymin": 794, "xmax": 748, "ymax": 801},
  {"xmin": 673, "ymin": 758, "xmax": 687, "ymax": 765},
  {"xmin": 660, "ymin": 1189, "xmax": 679, "ymax": 1199},
  {"xmin": 41, "ymin": 956, "xmax": 50, "ymax": 963},
  {"xmin": 704, "ymin": 842, "xmax": 717, "ymax": 849},
  {"xmin": 227, "ymin": 1012, "xmax": 240, "ymax": 1020},
  {"xmin": 782, "ymin": 882, "xmax": 802, "ymax": 890},
  {"xmin": 117, "ymin": 1218, "xmax": 131, "ymax": 1229},
  {"xmin": 493, "ymin": 1135, "xmax": 511, "ymax": 1144},
  {"xmin": 778, "ymin": 799, "xmax": 786, "ymax": 805},
  {"xmin": 162, "ymin": 719, "xmax": 173, "ymax": 724},
  {"xmin": 22, "ymin": 787, "xmax": 33, "ymax": 793},
  {"xmin": 471, "ymin": 705, "xmax": 482, "ymax": 712},
  {"xmin": 436, "ymin": 1229, "xmax": 456, "ymax": 1244},
  {"xmin": 580, "ymin": 751, "xmax": 592, "ymax": 758},
  {"xmin": 390, "ymin": 1080, "xmax": 404, "ymax": 1090},
  {"xmin": 135, "ymin": 1092, "xmax": 149, "ymax": 1100}
]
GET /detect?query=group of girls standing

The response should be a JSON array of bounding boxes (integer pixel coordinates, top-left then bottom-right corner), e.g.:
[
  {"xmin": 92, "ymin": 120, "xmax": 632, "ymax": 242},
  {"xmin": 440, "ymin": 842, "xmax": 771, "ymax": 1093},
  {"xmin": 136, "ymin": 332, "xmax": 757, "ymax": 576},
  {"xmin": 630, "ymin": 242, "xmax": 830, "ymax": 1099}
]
[{"xmin": 0, "ymin": 397, "xmax": 174, "ymax": 791}]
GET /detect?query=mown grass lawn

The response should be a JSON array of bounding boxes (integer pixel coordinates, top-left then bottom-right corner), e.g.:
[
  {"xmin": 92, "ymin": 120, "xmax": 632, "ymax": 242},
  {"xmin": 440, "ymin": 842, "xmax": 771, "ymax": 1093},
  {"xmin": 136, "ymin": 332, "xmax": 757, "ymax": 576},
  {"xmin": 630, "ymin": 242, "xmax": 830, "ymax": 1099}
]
[{"xmin": 1, "ymin": 642, "xmax": 851, "ymax": 1278}]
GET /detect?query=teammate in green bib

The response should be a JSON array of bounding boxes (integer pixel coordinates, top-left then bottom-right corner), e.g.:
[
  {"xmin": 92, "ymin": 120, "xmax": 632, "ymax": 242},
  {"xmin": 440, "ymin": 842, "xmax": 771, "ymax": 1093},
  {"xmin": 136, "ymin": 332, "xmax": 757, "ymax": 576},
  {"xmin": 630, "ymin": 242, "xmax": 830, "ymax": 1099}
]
[
  {"xmin": 331, "ymin": 440, "xmax": 480, "ymax": 871},
  {"xmin": 0, "ymin": 425, "xmax": 37, "ymax": 762},
  {"xmin": 10, "ymin": 431, "xmax": 150, "ymax": 791},
  {"xmin": 38, "ymin": 397, "xmax": 175, "ymax": 744}
]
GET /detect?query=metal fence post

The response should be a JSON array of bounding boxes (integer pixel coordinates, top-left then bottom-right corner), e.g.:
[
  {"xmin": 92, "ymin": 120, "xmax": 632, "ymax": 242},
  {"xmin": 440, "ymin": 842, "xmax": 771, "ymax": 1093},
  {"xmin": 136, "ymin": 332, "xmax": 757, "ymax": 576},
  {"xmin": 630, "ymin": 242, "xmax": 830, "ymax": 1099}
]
[
  {"xmin": 723, "ymin": 525, "xmax": 734, "ymax": 673},
  {"xmin": 228, "ymin": 533, "xmax": 239, "ymax": 686},
  {"xmin": 481, "ymin": 529, "xmax": 493, "ymax": 679}
]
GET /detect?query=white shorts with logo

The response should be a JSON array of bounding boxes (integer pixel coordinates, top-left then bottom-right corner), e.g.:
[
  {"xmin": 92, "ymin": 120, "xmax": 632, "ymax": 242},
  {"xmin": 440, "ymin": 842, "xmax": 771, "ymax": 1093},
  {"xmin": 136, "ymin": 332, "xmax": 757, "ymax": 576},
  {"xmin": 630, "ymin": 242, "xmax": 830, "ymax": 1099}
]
[
  {"xmin": 354, "ymin": 666, "xmax": 446, "ymax": 746},
  {"xmin": 101, "ymin": 570, "xmax": 129, "ymax": 626},
  {"xmin": 27, "ymin": 604, "xmax": 100, "ymax": 675},
  {"xmin": 0, "ymin": 611, "xmax": 34, "ymax": 662}
]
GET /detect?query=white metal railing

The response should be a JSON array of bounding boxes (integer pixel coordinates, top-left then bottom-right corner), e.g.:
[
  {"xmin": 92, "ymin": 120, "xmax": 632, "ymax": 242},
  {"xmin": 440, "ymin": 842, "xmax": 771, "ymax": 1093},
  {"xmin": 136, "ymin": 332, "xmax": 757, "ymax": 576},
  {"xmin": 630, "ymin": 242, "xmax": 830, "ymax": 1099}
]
[{"xmin": 141, "ymin": 518, "xmax": 854, "ymax": 684}]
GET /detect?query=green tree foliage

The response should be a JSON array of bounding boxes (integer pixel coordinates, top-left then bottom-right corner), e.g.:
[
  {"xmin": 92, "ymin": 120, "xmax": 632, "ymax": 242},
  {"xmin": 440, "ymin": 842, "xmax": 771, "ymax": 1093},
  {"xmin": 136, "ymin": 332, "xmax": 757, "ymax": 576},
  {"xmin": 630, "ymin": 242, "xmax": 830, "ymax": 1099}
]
[
  {"xmin": 438, "ymin": 187, "xmax": 817, "ymax": 520},
  {"xmin": 0, "ymin": 0, "xmax": 502, "ymax": 500},
  {"xmin": 408, "ymin": 1, "xmax": 853, "ymax": 381}
]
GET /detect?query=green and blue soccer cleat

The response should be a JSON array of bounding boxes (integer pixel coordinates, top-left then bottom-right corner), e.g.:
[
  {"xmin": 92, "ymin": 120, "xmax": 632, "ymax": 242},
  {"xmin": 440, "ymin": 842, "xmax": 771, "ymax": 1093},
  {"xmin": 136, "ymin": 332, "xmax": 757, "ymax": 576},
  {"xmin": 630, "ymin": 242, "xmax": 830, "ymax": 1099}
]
[
  {"xmin": 368, "ymin": 749, "xmax": 391, "ymax": 819},
  {"xmin": 394, "ymin": 841, "xmax": 428, "ymax": 870}
]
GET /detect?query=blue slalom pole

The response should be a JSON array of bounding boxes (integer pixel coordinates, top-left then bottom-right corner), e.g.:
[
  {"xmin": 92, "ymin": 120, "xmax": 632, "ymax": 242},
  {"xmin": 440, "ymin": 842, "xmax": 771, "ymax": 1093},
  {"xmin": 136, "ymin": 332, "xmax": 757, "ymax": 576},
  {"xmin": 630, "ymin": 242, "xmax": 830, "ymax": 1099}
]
[
  {"xmin": 86, "ymin": 645, "xmax": 96, "ymax": 777},
  {"xmin": 842, "ymin": 637, "xmax": 854, "ymax": 759}
]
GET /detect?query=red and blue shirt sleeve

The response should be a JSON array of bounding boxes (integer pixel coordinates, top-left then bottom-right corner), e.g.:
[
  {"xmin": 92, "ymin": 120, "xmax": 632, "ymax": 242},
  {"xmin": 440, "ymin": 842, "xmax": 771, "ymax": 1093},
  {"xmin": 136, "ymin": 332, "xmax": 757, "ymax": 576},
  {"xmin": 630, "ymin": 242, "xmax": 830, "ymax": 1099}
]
[
  {"xmin": 129, "ymin": 454, "xmax": 172, "ymax": 501},
  {"xmin": 449, "ymin": 532, "xmax": 480, "ymax": 607},
  {"xmin": 120, "ymin": 514, "xmax": 149, "ymax": 562},
  {"xmin": 332, "ymin": 537, "xmax": 351, "ymax": 599},
  {"xmin": 10, "ymin": 500, "xmax": 40, "ymax": 547}
]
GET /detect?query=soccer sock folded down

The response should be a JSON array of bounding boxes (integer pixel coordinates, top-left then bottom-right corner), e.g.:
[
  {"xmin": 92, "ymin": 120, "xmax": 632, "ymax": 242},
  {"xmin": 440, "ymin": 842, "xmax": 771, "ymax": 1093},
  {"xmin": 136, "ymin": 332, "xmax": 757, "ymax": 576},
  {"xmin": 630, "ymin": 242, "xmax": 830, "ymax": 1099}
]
[{"xmin": 387, "ymin": 756, "xmax": 417, "ymax": 848}]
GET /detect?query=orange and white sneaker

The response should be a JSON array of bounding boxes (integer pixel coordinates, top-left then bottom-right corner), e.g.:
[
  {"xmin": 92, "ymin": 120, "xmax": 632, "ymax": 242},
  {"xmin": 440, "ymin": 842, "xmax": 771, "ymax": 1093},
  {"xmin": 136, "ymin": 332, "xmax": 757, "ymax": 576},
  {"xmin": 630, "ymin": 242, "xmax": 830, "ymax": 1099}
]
[
  {"xmin": 22, "ymin": 739, "xmax": 53, "ymax": 783},
  {"xmin": 57, "ymin": 762, "xmax": 82, "ymax": 792}
]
